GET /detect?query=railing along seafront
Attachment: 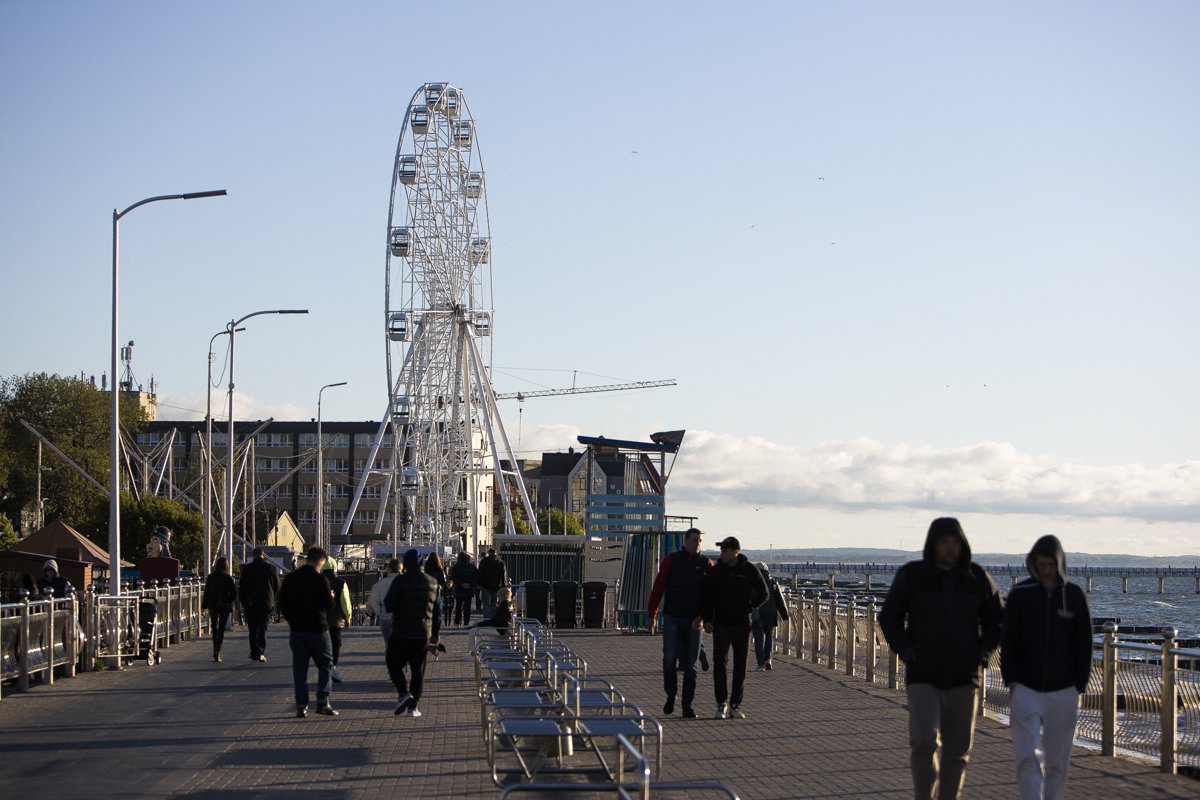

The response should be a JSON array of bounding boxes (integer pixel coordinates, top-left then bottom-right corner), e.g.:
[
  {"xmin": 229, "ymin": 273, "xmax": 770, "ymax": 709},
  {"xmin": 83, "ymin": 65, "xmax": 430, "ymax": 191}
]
[
  {"xmin": 0, "ymin": 578, "xmax": 209, "ymax": 698},
  {"xmin": 773, "ymin": 590, "xmax": 1200, "ymax": 775}
]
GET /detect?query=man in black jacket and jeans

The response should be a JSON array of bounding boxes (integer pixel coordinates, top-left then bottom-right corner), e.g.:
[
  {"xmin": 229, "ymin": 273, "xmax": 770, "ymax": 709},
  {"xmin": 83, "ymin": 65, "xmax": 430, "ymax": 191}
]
[
  {"xmin": 385, "ymin": 549, "xmax": 439, "ymax": 718},
  {"xmin": 1001, "ymin": 534, "xmax": 1092, "ymax": 800},
  {"xmin": 239, "ymin": 547, "xmax": 280, "ymax": 662},
  {"xmin": 702, "ymin": 536, "xmax": 768, "ymax": 720},
  {"xmin": 277, "ymin": 547, "xmax": 336, "ymax": 718},
  {"xmin": 880, "ymin": 517, "xmax": 1002, "ymax": 800}
]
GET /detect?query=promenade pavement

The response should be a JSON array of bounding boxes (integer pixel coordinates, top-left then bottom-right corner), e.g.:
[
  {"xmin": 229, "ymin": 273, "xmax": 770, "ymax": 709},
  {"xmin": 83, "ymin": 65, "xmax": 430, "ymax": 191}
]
[{"xmin": 2, "ymin": 620, "xmax": 1198, "ymax": 798}]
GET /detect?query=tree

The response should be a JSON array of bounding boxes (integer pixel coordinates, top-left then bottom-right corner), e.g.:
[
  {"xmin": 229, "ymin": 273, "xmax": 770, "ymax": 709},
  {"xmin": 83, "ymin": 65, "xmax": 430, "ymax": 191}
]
[
  {"xmin": 0, "ymin": 372, "xmax": 146, "ymax": 533},
  {"xmin": 81, "ymin": 493, "xmax": 205, "ymax": 571},
  {"xmin": 0, "ymin": 513, "xmax": 17, "ymax": 551},
  {"xmin": 494, "ymin": 504, "xmax": 532, "ymax": 535},
  {"xmin": 536, "ymin": 506, "xmax": 584, "ymax": 536}
]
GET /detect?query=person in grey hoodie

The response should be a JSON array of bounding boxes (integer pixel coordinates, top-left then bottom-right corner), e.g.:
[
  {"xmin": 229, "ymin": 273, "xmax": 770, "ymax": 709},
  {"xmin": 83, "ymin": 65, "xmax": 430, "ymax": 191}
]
[
  {"xmin": 1000, "ymin": 535, "xmax": 1092, "ymax": 800},
  {"xmin": 880, "ymin": 517, "xmax": 1003, "ymax": 800}
]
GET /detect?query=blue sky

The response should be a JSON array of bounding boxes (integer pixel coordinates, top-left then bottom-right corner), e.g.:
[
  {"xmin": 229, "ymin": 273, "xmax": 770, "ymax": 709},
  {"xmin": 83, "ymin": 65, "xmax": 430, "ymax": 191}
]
[{"xmin": 2, "ymin": 1, "xmax": 1198, "ymax": 555}]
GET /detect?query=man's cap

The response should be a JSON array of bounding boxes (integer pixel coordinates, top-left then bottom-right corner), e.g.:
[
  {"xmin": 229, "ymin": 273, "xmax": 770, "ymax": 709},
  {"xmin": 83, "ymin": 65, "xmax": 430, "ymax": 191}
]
[{"xmin": 715, "ymin": 536, "xmax": 741, "ymax": 550}]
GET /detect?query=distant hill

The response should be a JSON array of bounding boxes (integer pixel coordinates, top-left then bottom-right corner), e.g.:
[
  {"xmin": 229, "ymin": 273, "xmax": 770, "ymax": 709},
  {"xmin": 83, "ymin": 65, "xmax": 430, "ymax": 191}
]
[{"xmin": 743, "ymin": 547, "xmax": 1200, "ymax": 568}]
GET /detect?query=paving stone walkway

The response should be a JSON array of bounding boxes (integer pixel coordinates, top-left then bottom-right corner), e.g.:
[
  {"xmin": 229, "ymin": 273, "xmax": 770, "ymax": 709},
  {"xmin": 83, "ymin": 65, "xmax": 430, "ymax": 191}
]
[{"xmin": 2, "ymin": 622, "xmax": 1198, "ymax": 798}]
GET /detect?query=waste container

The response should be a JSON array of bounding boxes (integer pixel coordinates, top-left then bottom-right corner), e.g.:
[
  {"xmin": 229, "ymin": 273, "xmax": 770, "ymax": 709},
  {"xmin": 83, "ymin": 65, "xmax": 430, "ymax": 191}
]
[
  {"xmin": 581, "ymin": 581, "xmax": 607, "ymax": 628},
  {"xmin": 552, "ymin": 581, "xmax": 578, "ymax": 629},
  {"xmin": 524, "ymin": 580, "xmax": 550, "ymax": 624}
]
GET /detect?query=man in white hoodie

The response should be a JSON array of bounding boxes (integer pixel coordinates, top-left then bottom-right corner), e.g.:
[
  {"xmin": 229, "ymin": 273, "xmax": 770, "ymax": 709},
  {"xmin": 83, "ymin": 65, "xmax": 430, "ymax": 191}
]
[{"xmin": 367, "ymin": 559, "xmax": 402, "ymax": 641}]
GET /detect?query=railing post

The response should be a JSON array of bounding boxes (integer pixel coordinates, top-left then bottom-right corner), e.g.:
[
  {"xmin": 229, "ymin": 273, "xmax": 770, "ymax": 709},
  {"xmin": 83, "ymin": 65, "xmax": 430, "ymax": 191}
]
[
  {"xmin": 866, "ymin": 596, "xmax": 877, "ymax": 684},
  {"xmin": 17, "ymin": 590, "xmax": 31, "ymax": 692},
  {"xmin": 827, "ymin": 592, "xmax": 838, "ymax": 671},
  {"xmin": 845, "ymin": 596, "xmax": 857, "ymax": 676},
  {"xmin": 1102, "ymin": 621, "xmax": 1118, "ymax": 757},
  {"xmin": 796, "ymin": 593, "xmax": 806, "ymax": 660},
  {"xmin": 810, "ymin": 592, "xmax": 820, "ymax": 664},
  {"xmin": 44, "ymin": 587, "xmax": 55, "ymax": 686},
  {"xmin": 65, "ymin": 588, "xmax": 78, "ymax": 679},
  {"xmin": 1161, "ymin": 627, "xmax": 1178, "ymax": 774}
]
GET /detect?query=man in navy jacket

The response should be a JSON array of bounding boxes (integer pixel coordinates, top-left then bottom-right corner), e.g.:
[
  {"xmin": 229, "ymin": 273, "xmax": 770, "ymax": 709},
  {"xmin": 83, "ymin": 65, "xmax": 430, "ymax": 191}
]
[{"xmin": 1001, "ymin": 535, "xmax": 1092, "ymax": 800}]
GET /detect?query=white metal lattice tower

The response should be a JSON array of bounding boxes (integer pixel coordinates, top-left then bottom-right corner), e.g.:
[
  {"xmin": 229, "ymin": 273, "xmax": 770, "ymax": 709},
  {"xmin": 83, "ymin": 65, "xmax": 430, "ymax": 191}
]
[{"xmin": 341, "ymin": 82, "xmax": 538, "ymax": 553}]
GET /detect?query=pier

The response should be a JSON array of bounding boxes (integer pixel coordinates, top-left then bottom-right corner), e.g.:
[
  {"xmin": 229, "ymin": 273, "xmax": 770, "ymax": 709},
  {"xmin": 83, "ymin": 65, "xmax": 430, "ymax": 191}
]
[
  {"xmin": 3, "ymin": 622, "xmax": 1199, "ymax": 797},
  {"xmin": 767, "ymin": 562, "xmax": 1200, "ymax": 593}
]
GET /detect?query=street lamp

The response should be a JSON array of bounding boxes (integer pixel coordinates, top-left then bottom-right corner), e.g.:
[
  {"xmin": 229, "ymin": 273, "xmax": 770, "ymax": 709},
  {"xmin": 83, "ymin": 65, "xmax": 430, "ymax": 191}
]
[
  {"xmin": 224, "ymin": 309, "xmax": 309, "ymax": 567},
  {"xmin": 110, "ymin": 190, "xmax": 226, "ymax": 593},
  {"xmin": 204, "ymin": 326, "xmax": 243, "ymax": 573},
  {"xmin": 316, "ymin": 381, "xmax": 348, "ymax": 551}
]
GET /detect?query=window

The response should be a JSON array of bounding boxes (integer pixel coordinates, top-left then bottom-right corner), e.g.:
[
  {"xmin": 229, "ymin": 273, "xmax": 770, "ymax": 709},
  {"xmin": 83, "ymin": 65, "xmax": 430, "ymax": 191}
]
[
  {"xmin": 255, "ymin": 484, "xmax": 292, "ymax": 499},
  {"xmin": 135, "ymin": 432, "xmax": 163, "ymax": 446},
  {"xmin": 255, "ymin": 458, "xmax": 290, "ymax": 473},
  {"xmin": 329, "ymin": 485, "xmax": 350, "ymax": 500},
  {"xmin": 328, "ymin": 509, "xmax": 346, "ymax": 524},
  {"xmin": 211, "ymin": 433, "xmax": 228, "ymax": 448},
  {"xmin": 363, "ymin": 485, "xmax": 383, "ymax": 500},
  {"xmin": 354, "ymin": 433, "xmax": 374, "ymax": 447},
  {"xmin": 255, "ymin": 433, "xmax": 292, "ymax": 447},
  {"xmin": 299, "ymin": 484, "xmax": 319, "ymax": 499},
  {"xmin": 354, "ymin": 458, "xmax": 391, "ymax": 472},
  {"xmin": 173, "ymin": 458, "xmax": 190, "ymax": 473},
  {"xmin": 297, "ymin": 510, "xmax": 317, "ymax": 525},
  {"xmin": 299, "ymin": 433, "xmax": 318, "ymax": 447},
  {"xmin": 325, "ymin": 458, "xmax": 348, "ymax": 473},
  {"xmin": 355, "ymin": 510, "xmax": 378, "ymax": 525}
]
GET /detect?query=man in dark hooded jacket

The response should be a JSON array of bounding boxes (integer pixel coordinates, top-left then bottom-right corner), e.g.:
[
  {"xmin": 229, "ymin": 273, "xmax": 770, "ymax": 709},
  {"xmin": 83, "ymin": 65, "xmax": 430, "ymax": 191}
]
[
  {"xmin": 880, "ymin": 517, "xmax": 1002, "ymax": 800},
  {"xmin": 384, "ymin": 549, "xmax": 439, "ymax": 718},
  {"xmin": 702, "ymin": 536, "xmax": 768, "ymax": 720},
  {"xmin": 1001, "ymin": 534, "xmax": 1092, "ymax": 800}
]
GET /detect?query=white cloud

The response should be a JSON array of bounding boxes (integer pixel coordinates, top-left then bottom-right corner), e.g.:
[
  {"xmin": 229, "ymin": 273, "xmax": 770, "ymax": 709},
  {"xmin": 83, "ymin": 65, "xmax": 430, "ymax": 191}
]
[
  {"xmin": 670, "ymin": 431, "xmax": 1200, "ymax": 524},
  {"xmin": 158, "ymin": 393, "xmax": 309, "ymax": 423}
]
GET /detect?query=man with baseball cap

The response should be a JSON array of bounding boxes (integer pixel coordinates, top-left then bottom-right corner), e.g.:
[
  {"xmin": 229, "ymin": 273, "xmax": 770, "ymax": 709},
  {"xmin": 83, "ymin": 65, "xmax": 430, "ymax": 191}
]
[{"xmin": 702, "ymin": 535, "xmax": 767, "ymax": 720}]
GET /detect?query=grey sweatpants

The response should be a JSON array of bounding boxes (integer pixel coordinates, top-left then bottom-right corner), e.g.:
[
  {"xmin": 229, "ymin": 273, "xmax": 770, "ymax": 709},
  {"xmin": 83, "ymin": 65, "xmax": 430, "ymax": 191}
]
[{"xmin": 906, "ymin": 683, "xmax": 979, "ymax": 800}]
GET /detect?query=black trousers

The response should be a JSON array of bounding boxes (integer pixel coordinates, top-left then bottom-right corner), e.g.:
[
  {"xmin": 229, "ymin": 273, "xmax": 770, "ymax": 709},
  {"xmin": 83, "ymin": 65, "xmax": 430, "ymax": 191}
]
[
  {"xmin": 209, "ymin": 609, "xmax": 231, "ymax": 654},
  {"xmin": 386, "ymin": 636, "xmax": 430, "ymax": 705},
  {"xmin": 329, "ymin": 625, "xmax": 342, "ymax": 666},
  {"xmin": 245, "ymin": 607, "xmax": 271, "ymax": 658},
  {"xmin": 454, "ymin": 594, "xmax": 473, "ymax": 625},
  {"xmin": 712, "ymin": 622, "xmax": 751, "ymax": 707}
]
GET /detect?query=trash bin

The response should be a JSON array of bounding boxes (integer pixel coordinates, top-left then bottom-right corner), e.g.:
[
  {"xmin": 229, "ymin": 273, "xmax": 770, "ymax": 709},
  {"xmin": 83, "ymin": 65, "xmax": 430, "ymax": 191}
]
[
  {"xmin": 552, "ymin": 581, "xmax": 578, "ymax": 629},
  {"xmin": 524, "ymin": 580, "xmax": 550, "ymax": 624},
  {"xmin": 581, "ymin": 581, "xmax": 607, "ymax": 628}
]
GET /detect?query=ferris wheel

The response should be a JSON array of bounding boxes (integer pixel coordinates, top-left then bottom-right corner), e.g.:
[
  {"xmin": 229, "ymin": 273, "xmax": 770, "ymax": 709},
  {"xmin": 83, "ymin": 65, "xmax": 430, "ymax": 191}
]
[{"xmin": 341, "ymin": 82, "xmax": 538, "ymax": 553}]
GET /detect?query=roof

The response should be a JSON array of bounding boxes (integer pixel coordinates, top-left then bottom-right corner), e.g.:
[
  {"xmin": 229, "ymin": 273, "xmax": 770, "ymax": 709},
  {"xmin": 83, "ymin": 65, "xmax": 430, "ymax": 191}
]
[{"xmin": 14, "ymin": 518, "xmax": 134, "ymax": 567}]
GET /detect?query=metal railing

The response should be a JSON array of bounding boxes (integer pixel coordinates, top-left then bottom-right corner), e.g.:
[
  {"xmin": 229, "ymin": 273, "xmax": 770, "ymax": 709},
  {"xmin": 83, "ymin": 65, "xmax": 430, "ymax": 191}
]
[
  {"xmin": 774, "ymin": 590, "xmax": 1200, "ymax": 774},
  {"xmin": 1, "ymin": 577, "xmax": 210, "ymax": 698}
]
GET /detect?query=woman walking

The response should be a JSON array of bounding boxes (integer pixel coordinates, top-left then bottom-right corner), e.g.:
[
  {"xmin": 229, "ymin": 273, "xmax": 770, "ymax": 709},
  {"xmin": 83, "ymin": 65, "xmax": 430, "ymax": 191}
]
[{"xmin": 202, "ymin": 557, "xmax": 237, "ymax": 662}]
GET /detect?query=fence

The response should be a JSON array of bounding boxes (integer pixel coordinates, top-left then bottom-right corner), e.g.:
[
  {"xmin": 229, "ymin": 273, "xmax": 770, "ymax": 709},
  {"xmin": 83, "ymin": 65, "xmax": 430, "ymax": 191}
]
[
  {"xmin": 774, "ymin": 589, "xmax": 1200, "ymax": 775},
  {"xmin": 1, "ymin": 578, "xmax": 209, "ymax": 698}
]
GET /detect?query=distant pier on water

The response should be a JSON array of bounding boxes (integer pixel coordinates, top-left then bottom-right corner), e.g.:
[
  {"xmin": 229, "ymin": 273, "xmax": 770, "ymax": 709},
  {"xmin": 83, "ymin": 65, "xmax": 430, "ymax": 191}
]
[{"xmin": 765, "ymin": 562, "xmax": 1200, "ymax": 594}]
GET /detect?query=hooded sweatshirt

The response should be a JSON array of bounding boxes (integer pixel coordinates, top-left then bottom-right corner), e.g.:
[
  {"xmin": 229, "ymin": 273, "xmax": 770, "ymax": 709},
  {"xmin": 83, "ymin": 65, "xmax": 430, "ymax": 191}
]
[
  {"xmin": 703, "ymin": 552, "xmax": 769, "ymax": 626},
  {"xmin": 879, "ymin": 517, "xmax": 1003, "ymax": 689},
  {"xmin": 1000, "ymin": 534, "xmax": 1093, "ymax": 693}
]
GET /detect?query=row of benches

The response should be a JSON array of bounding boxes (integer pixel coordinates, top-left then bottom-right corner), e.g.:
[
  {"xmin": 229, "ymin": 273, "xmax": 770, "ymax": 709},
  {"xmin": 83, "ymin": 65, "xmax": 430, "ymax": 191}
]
[{"xmin": 472, "ymin": 618, "xmax": 740, "ymax": 799}]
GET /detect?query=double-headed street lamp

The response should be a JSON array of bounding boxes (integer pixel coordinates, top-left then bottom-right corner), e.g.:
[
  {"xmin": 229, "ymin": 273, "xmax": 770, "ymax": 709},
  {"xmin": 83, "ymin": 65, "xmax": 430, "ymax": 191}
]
[
  {"xmin": 317, "ymin": 381, "xmax": 348, "ymax": 552},
  {"xmin": 224, "ymin": 309, "xmax": 309, "ymax": 567},
  {"xmin": 204, "ymin": 326, "xmax": 243, "ymax": 573},
  {"xmin": 110, "ymin": 190, "xmax": 227, "ymax": 592}
]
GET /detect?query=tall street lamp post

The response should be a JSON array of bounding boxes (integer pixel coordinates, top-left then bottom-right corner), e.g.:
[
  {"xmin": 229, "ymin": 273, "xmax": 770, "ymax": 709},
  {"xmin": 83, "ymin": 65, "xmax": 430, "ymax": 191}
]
[
  {"xmin": 204, "ymin": 326, "xmax": 243, "ymax": 573},
  {"xmin": 224, "ymin": 309, "xmax": 309, "ymax": 567},
  {"xmin": 316, "ymin": 381, "xmax": 348, "ymax": 552},
  {"xmin": 110, "ymin": 190, "xmax": 227, "ymax": 592}
]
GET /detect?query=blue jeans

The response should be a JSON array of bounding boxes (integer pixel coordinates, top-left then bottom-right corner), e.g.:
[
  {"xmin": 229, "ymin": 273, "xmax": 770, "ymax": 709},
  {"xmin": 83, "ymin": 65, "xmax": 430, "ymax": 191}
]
[
  {"xmin": 289, "ymin": 630, "xmax": 333, "ymax": 708},
  {"xmin": 480, "ymin": 588, "xmax": 497, "ymax": 621},
  {"xmin": 661, "ymin": 614, "xmax": 701, "ymax": 709},
  {"xmin": 752, "ymin": 622, "xmax": 775, "ymax": 667}
]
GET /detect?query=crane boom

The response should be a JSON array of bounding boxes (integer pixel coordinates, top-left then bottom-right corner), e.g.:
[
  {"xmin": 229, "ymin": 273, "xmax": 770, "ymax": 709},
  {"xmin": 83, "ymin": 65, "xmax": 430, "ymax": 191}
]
[{"xmin": 496, "ymin": 379, "xmax": 676, "ymax": 401}]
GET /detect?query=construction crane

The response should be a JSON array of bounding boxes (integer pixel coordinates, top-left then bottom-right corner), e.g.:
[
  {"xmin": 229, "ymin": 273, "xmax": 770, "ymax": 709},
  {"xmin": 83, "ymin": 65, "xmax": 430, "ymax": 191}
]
[{"xmin": 495, "ymin": 379, "xmax": 676, "ymax": 402}]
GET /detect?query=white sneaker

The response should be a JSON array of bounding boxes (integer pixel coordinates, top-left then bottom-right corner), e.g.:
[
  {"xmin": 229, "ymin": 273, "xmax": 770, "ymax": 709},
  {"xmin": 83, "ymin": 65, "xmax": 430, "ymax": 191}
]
[
  {"xmin": 754, "ymin": 665, "xmax": 766, "ymax": 672},
  {"xmin": 408, "ymin": 707, "xmax": 423, "ymax": 718},
  {"xmin": 729, "ymin": 704, "xmax": 746, "ymax": 719},
  {"xmin": 715, "ymin": 703, "xmax": 728, "ymax": 720}
]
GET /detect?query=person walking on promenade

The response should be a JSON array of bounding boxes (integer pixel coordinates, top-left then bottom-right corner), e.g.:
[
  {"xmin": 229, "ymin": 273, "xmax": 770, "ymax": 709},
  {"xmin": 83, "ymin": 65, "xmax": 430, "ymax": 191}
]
[
  {"xmin": 322, "ymin": 558, "xmax": 353, "ymax": 684},
  {"xmin": 477, "ymin": 547, "xmax": 507, "ymax": 620},
  {"xmin": 752, "ymin": 562, "xmax": 789, "ymax": 671},
  {"xmin": 385, "ymin": 549, "xmax": 439, "ymax": 718},
  {"xmin": 38, "ymin": 559, "xmax": 70, "ymax": 598},
  {"xmin": 238, "ymin": 547, "xmax": 280, "ymax": 662},
  {"xmin": 278, "ymin": 547, "xmax": 336, "ymax": 718},
  {"xmin": 449, "ymin": 551, "xmax": 478, "ymax": 626},
  {"xmin": 423, "ymin": 552, "xmax": 448, "ymax": 655},
  {"xmin": 368, "ymin": 558, "xmax": 401, "ymax": 641},
  {"xmin": 702, "ymin": 536, "xmax": 768, "ymax": 720},
  {"xmin": 202, "ymin": 557, "xmax": 237, "ymax": 662},
  {"xmin": 647, "ymin": 527, "xmax": 712, "ymax": 718},
  {"xmin": 880, "ymin": 517, "xmax": 1003, "ymax": 800},
  {"xmin": 1001, "ymin": 535, "xmax": 1092, "ymax": 800}
]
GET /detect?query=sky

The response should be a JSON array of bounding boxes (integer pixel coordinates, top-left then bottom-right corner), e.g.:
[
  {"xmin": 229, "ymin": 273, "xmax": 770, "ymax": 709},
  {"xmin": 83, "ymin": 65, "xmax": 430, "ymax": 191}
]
[{"xmin": 2, "ymin": 1, "xmax": 1198, "ymax": 556}]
